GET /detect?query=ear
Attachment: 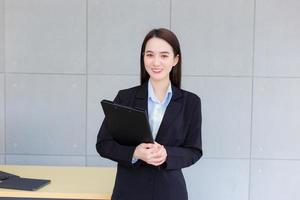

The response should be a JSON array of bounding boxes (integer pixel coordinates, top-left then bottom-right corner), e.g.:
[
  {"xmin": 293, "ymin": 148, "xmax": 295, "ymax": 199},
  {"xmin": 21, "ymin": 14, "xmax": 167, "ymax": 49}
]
[{"xmin": 173, "ymin": 54, "xmax": 179, "ymax": 66}]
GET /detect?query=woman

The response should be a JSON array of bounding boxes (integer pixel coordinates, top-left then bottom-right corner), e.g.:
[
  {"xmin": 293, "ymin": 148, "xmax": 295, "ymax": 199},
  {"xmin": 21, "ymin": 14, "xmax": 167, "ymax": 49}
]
[{"xmin": 96, "ymin": 28, "xmax": 202, "ymax": 200}]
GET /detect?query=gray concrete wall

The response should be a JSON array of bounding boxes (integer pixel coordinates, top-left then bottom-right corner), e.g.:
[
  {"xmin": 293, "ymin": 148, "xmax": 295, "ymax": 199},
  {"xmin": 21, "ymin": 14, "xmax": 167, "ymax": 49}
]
[{"xmin": 0, "ymin": 0, "xmax": 300, "ymax": 200}]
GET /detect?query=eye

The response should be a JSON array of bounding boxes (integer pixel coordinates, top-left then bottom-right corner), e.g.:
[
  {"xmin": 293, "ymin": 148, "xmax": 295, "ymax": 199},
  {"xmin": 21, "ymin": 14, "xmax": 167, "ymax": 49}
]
[
  {"xmin": 161, "ymin": 54, "xmax": 169, "ymax": 59},
  {"xmin": 145, "ymin": 53, "xmax": 153, "ymax": 58}
]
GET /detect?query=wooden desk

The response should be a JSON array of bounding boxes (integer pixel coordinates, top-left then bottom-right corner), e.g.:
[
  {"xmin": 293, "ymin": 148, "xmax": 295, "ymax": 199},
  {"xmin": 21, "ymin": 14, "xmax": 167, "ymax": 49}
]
[{"xmin": 0, "ymin": 165, "xmax": 116, "ymax": 199}]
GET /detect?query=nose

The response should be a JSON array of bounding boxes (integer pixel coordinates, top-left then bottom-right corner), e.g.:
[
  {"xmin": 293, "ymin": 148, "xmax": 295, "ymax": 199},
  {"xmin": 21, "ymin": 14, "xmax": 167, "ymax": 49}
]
[{"xmin": 153, "ymin": 55, "xmax": 160, "ymax": 66}]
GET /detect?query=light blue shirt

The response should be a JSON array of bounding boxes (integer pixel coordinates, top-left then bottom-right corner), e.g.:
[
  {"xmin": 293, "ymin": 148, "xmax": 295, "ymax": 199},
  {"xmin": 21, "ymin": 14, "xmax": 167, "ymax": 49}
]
[
  {"xmin": 132, "ymin": 81, "xmax": 172, "ymax": 164},
  {"xmin": 148, "ymin": 80, "xmax": 173, "ymax": 139}
]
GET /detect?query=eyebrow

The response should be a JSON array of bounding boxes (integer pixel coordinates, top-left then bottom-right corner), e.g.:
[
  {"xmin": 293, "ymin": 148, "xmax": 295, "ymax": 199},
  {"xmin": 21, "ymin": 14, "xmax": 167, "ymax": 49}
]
[{"xmin": 145, "ymin": 50, "xmax": 170, "ymax": 54}]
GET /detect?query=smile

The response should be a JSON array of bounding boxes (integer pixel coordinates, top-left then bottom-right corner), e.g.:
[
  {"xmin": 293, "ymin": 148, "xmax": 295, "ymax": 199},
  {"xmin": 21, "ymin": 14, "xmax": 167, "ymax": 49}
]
[{"xmin": 151, "ymin": 68, "xmax": 163, "ymax": 73}]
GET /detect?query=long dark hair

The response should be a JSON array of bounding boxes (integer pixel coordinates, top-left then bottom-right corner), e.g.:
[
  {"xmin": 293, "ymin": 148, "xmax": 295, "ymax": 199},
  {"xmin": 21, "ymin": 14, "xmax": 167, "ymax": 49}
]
[{"xmin": 140, "ymin": 28, "xmax": 182, "ymax": 88}]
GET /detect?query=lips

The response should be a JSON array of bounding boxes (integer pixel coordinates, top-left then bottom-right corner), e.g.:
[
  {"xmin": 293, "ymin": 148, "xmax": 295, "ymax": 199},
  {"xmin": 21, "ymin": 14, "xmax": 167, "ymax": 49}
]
[{"xmin": 151, "ymin": 68, "xmax": 163, "ymax": 73}]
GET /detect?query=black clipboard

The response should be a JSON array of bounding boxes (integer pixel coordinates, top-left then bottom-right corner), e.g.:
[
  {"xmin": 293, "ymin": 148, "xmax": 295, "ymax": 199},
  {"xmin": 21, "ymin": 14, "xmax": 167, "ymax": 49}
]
[{"xmin": 101, "ymin": 100, "xmax": 153, "ymax": 146}]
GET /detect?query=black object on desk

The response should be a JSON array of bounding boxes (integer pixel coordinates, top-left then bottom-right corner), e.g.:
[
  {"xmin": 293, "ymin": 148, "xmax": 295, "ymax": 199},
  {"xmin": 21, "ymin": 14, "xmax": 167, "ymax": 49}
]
[
  {"xmin": 101, "ymin": 99, "xmax": 154, "ymax": 146},
  {"xmin": 0, "ymin": 171, "xmax": 19, "ymax": 180},
  {"xmin": 0, "ymin": 171, "xmax": 50, "ymax": 191}
]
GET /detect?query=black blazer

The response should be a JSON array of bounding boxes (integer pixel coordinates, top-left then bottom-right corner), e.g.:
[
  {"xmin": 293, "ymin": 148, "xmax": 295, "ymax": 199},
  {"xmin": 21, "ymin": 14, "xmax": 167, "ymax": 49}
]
[{"xmin": 96, "ymin": 82, "xmax": 202, "ymax": 200}]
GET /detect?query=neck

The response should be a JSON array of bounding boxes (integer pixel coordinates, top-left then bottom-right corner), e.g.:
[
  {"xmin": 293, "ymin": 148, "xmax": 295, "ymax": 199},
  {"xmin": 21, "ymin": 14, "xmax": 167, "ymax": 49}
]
[{"xmin": 150, "ymin": 78, "xmax": 170, "ymax": 102}]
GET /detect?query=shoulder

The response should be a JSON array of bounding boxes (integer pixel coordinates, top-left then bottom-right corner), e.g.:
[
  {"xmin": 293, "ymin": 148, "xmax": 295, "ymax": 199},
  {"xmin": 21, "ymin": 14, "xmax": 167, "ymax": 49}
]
[
  {"xmin": 117, "ymin": 85, "xmax": 143, "ymax": 98},
  {"xmin": 176, "ymin": 87, "xmax": 201, "ymax": 105},
  {"xmin": 178, "ymin": 88, "xmax": 202, "ymax": 117},
  {"xmin": 113, "ymin": 84, "xmax": 145, "ymax": 105}
]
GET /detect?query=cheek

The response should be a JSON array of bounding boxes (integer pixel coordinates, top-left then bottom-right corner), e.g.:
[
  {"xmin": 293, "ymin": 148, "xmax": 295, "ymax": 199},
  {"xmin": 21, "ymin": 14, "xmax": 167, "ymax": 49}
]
[
  {"xmin": 144, "ymin": 63, "xmax": 151, "ymax": 74},
  {"xmin": 145, "ymin": 66, "xmax": 151, "ymax": 74},
  {"xmin": 165, "ymin": 59, "xmax": 175, "ymax": 69},
  {"xmin": 143, "ymin": 57, "xmax": 151, "ymax": 67}
]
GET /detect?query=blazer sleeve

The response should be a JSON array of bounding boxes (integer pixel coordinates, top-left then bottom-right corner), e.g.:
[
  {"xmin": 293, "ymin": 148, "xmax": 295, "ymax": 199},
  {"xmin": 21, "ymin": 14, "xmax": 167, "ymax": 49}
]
[
  {"xmin": 95, "ymin": 92, "xmax": 138, "ymax": 168},
  {"xmin": 164, "ymin": 98, "xmax": 202, "ymax": 170}
]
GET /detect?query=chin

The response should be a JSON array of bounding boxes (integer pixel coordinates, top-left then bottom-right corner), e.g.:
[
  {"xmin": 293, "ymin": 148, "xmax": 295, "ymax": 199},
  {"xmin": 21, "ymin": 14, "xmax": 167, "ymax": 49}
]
[{"xmin": 149, "ymin": 75, "xmax": 168, "ymax": 82}]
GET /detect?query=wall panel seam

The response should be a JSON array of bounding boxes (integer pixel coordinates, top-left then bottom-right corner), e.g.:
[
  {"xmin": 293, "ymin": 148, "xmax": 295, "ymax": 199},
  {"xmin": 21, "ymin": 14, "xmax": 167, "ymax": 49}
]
[
  {"xmin": 85, "ymin": 0, "xmax": 88, "ymax": 166},
  {"xmin": 3, "ymin": 0, "xmax": 7, "ymax": 164},
  {"xmin": 248, "ymin": 0, "xmax": 257, "ymax": 199},
  {"xmin": 169, "ymin": 0, "xmax": 172, "ymax": 29}
]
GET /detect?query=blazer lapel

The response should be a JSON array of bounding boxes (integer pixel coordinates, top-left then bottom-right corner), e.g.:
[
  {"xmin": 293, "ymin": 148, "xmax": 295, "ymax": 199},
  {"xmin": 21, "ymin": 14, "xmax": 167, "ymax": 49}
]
[
  {"xmin": 133, "ymin": 82, "xmax": 183, "ymax": 143},
  {"xmin": 156, "ymin": 85, "xmax": 183, "ymax": 142}
]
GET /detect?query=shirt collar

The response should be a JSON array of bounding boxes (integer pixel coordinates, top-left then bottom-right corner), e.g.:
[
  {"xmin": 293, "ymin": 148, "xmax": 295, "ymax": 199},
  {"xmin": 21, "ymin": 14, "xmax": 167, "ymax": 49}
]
[{"xmin": 148, "ymin": 80, "xmax": 172, "ymax": 105}]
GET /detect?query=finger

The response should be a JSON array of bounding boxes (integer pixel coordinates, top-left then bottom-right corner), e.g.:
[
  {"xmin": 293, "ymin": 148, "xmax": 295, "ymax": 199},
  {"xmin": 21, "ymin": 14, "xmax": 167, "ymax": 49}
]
[
  {"xmin": 152, "ymin": 160, "xmax": 164, "ymax": 166},
  {"xmin": 140, "ymin": 143, "xmax": 154, "ymax": 149},
  {"xmin": 149, "ymin": 151, "xmax": 166, "ymax": 160},
  {"xmin": 148, "ymin": 147, "xmax": 160, "ymax": 154},
  {"xmin": 153, "ymin": 142, "xmax": 162, "ymax": 149},
  {"xmin": 150, "ymin": 151, "xmax": 164, "ymax": 159},
  {"xmin": 154, "ymin": 147, "xmax": 167, "ymax": 156},
  {"xmin": 160, "ymin": 146, "xmax": 167, "ymax": 155},
  {"xmin": 139, "ymin": 152, "xmax": 154, "ymax": 163},
  {"xmin": 143, "ymin": 148, "xmax": 167, "ymax": 164},
  {"xmin": 139, "ymin": 143, "xmax": 150, "ymax": 147},
  {"xmin": 149, "ymin": 157, "xmax": 166, "ymax": 166}
]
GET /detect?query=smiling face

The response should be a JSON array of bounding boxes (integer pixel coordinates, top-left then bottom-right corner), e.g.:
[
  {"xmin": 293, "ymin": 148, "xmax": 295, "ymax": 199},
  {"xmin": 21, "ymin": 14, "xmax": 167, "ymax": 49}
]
[{"xmin": 143, "ymin": 37, "xmax": 179, "ymax": 83}]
